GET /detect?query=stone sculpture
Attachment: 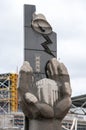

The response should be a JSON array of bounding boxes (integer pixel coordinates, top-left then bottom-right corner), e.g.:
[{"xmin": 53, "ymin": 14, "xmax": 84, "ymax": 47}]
[{"xmin": 18, "ymin": 58, "xmax": 72, "ymax": 130}]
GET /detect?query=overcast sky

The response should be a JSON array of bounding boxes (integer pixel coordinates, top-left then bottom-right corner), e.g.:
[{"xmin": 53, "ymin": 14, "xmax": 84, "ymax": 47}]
[{"xmin": 0, "ymin": 0, "xmax": 86, "ymax": 96}]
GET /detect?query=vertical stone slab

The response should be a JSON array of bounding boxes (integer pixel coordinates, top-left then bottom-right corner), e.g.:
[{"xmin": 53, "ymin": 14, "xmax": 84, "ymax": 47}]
[{"xmin": 24, "ymin": 5, "xmax": 57, "ymax": 77}]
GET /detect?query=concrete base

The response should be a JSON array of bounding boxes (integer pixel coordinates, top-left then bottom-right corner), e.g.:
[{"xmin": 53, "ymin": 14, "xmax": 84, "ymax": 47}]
[{"xmin": 29, "ymin": 119, "xmax": 61, "ymax": 130}]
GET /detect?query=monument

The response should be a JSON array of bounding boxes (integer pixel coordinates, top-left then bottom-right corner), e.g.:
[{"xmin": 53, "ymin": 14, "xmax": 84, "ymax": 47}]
[{"xmin": 18, "ymin": 5, "xmax": 72, "ymax": 130}]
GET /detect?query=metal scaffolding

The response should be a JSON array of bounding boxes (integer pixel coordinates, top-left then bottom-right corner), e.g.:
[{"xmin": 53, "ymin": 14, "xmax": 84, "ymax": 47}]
[
  {"xmin": 10, "ymin": 73, "xmax": 18, "ymax": 112},
  {"xmin": 0, "ymin": 73, "xmax": 18, "ymax": 114},
  {"xmin": 62, "ymin": 113, "xmax": 86, "ymax": 130},
  {"xmin": 62, "ymin": 95, "xmax": 86, "ymax": 130}
]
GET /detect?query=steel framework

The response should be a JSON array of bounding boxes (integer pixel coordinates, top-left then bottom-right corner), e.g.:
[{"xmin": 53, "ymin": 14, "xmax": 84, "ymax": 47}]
[{"xmin": 0, "ymin": 73, "xmax": 18, "ymax": 114}]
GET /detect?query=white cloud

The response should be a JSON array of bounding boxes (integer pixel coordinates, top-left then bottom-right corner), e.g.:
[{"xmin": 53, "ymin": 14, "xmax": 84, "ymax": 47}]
[{"xmin": 71, "ymin": 77, "xmax": 86, "ymax": 96}]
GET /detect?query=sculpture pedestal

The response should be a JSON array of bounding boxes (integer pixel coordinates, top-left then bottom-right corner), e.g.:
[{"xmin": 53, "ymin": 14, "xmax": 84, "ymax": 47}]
[{"xmin": 29, "ymin": 119, "xmax": 61, "ymax": 130}]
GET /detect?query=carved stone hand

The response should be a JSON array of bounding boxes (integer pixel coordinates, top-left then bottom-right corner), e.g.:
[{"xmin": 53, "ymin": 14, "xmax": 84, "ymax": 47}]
[{"xmin": 18, "ymin": 58, "xmax": 72, "ymax": 120}]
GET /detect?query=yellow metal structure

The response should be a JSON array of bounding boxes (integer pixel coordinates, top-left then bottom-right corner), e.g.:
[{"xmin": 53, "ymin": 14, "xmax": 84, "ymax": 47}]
[
  {"xmin": 0, "ymin": 73, "xmax": 18, "ymax": 114},
  {"xmin": 10, "ymin": 74, "xmax": 18, "ymax": 112}
]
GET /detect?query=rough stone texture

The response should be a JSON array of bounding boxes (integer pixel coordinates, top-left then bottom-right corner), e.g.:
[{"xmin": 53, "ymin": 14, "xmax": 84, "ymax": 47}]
[
  {"xmin": 29, "ymin": 119, "xmax": 61, "ymax": 130},
  {"xmin": 21, "ymin": 4, "xmax": 72, "ymax": 130},
  {"xmin": 18, "ymin": 58, "xmax": 72, "ymax": 130},
  {"xmin": 31, "ymin": 13, "xmax": 52, "ymax": 34}
]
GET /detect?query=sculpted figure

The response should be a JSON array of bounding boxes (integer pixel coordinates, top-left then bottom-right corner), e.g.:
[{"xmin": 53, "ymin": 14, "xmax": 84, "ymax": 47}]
[{"xmin": 18, "ymin": 58, "xmax": 72, "ymax": 130}]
